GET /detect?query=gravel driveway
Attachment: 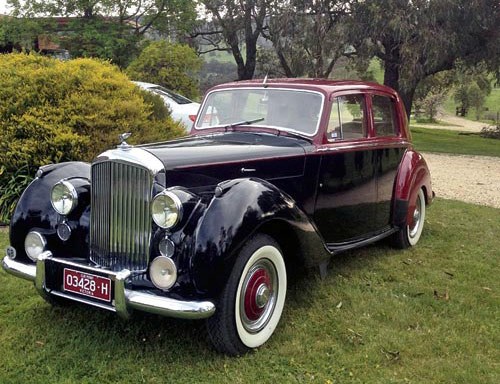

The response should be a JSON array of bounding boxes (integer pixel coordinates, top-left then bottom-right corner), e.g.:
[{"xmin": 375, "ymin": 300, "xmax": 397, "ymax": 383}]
[
  {"xmin": 416, "ymin": 111, "xmax": 500, "ymax": 209},
  {"xmin": 423, "ymin": 152, "xmax": 500, "ymax": 209}
]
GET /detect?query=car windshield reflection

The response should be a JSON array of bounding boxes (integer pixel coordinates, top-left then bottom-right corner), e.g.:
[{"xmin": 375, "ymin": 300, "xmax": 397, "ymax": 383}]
[{"xmin": 196, "ymin": 88, "xmax": 324, "ymax": 136}]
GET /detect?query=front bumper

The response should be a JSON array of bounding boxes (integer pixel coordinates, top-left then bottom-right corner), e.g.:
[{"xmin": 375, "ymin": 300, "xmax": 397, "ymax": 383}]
[{"xmin": 2, "ymin": 251, "xmax": 215, "ymax": 320}]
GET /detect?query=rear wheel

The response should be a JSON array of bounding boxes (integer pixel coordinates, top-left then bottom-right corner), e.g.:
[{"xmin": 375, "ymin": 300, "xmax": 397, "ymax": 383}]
[
  {"xmin": 206, "ymin": 234, "xmax": 287, "ymax": 355},
  {"xmin": 393, "ymin": 188, "xmax": 426, "ymax": 248}
]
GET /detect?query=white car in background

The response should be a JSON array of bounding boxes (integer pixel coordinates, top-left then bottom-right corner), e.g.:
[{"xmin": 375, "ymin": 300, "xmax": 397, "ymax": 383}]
[{"xmin": 133, "ymin": 81, "xmax": 200, "ymax": 130}]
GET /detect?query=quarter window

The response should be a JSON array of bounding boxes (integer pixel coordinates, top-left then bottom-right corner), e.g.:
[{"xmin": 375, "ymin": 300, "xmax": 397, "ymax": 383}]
[
  {"xmin": 372, "ymin": 95, "xmax": 397, "ymax": 136},
  {"xmin": 327, "ymin": 95, "xmax": 366, "ymax": 140}
]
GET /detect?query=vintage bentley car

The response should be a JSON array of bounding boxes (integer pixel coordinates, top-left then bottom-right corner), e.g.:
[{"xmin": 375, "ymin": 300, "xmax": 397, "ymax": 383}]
[{"xmin": 2, "ymin": 79, "xmax": 433, "ymax": 355}]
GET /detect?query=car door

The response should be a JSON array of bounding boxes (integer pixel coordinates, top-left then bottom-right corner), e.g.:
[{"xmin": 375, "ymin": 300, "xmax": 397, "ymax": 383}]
[{"xmin": 314, "ymin": 93, "xmax": 380, "ymax": 244}]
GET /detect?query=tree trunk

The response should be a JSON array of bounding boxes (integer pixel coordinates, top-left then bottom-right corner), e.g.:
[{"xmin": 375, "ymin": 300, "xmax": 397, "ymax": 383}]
[
  {"xmin": 383, "ymin": 59, "xmax": 416, "ymax": 119},
  {"xmin": 241, "ymin": 36, "xmax": 257, "ymax": 80},
  {"xmin": 398, "ymin": 87, "xmax": 417, "ymax": 121},
  {"xmin": 276, "ymin": 49, "xmax": 295, "ymax": 77}
]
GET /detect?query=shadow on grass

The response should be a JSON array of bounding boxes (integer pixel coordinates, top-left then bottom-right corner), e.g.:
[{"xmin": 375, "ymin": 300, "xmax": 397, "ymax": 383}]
[{"xmin": 16, "ymin": 243, "xmax": 392, "ymax": 362}]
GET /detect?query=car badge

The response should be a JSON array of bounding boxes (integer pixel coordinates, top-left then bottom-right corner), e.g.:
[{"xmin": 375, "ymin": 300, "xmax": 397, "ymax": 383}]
[{"xmin": 118, "ymin": 132, "xmax": 132, "ymax": 150}]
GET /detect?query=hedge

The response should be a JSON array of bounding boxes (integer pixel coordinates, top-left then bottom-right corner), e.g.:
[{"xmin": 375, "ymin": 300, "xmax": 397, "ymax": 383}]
[{"xmin": 0, "ymin": 53, "xmax": 185, "ymax": 222}]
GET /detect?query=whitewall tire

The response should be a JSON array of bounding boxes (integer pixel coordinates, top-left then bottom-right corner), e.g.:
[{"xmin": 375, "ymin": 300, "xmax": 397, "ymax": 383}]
[
  {"xmin": 207, "ymin": 234, "xmax": 287, "ymax": 355},
  {"xmin": 393, "ymin": 188, "xmax": 426, "ymax": 248}
]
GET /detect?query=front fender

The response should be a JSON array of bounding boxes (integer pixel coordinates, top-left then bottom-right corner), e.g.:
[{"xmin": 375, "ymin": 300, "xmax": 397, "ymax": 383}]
[
  {"xmin": 393, "ymin": 150, "xmax": 433, "ymax": 226},
  {"xmin": 10, "ymin": 162, "xmax": 91, "ymax": 263},
  {"xmin": 190, "ymin": 178, "xmax": 327, "ymax": 296}
]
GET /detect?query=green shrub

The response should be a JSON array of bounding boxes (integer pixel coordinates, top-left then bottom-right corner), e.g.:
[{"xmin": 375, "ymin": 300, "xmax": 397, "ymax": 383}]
[
  {"xmin": 126, "ymin": 41, "xmax": 202, "ymax": 100},
  {"xmin": 0, "ymin": 53, "xmax": 185, "ymax": 222}
]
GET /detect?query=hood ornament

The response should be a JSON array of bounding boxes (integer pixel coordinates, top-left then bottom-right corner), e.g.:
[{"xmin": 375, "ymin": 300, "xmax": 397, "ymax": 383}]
[{"xmin": 118, "ymin": 132, "xmax": 132, "ymax": 150}]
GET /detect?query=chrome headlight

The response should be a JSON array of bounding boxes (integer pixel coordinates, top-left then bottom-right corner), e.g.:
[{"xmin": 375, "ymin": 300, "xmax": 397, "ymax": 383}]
[
  {"xmin": 150, "ymin": 256, "xmax": 177, "ymax": 290},
  {"xmin": 24, "ymin": 231, "xmax": 46, "ymax": 261},
  {"xmin": 51, "ymin": 181, "xmax": 78, "ymax": 215},
  {"xmin": 151, "ymin": 191, "xmax": 182, "ymax": 229}
]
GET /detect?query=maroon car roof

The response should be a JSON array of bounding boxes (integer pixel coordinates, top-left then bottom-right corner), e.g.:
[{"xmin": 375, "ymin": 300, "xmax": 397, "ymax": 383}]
[{"xmin": 208, "ymin": 78, "xmax": 396, "ymax": 96}]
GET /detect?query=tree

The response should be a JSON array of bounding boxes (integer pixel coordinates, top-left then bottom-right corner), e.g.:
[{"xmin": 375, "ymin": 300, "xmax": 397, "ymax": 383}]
[
  {"xmin": 7, "ymin": 0, "xmax": 197, "ymax": 66},
  {"xmin": 0, "ymin": 16, "xmax": 43, "ymax": 52},
  {"xmin": 197, "ymin": 0, "xmax": 269, "ymax": 80},
  {"xmin": 413, "ymin": 71, "xmax": 454, "ymax": 122},
  {"xmin": 453, "ymin": 64, "xmax": 492, "ymax": 119},
  {"xmin": 265, "ymin": 0, "xmax": 350, "ymax": 78},
  {"xmin": 126, "ymin": 40, "xmax": 202, "ymax": 99},
  {"xmin": 348, "ymin": 0, "xmax": 500, "ymax": 117}
]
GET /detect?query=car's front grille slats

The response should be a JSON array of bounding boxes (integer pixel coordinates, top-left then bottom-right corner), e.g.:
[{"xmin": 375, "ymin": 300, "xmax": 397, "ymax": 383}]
[{"xmin": 90, "ymin": 161, "xmax": 152, "ymax": 271}]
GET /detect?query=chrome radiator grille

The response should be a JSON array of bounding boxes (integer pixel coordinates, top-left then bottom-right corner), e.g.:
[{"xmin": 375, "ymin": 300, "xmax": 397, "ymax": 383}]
[{"xmin": 90, "ymin": 161, "xmax": 153, "ymax": 271}]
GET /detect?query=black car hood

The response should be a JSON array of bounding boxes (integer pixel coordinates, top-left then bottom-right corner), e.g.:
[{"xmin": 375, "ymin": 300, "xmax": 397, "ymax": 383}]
[{"xmin": 139, "ymin": 132, "xmax": 308, "ymax": 189}]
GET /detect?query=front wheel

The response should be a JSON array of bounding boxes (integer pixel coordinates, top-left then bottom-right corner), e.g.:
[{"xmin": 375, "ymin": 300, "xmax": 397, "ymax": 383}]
[
  {"xmin": 393, "ymin": 188, "xmax": 426, "ymax": 248},
  {"xmin": 206, "ymin": 234, "xmax": 287, "ymax": 355}
]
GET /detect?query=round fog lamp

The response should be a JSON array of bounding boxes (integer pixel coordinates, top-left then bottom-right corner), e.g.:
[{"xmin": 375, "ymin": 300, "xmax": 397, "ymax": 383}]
[
  {"xmin": 150, "ymin": 256, "xmax": 177, "ymax": 290},
  {"xmin": 24, "ymin": 231, "xmax": 46, "ymax": 261},
  {"xmin": 51, "ymin": 181, "xmax": 78, "ymax": 215},
  {"xmin": 151, "ymin": 191, "xmax": 182, "ymax": 229},
  {"xmin": 159, "ymin": 238, "xmax": 175, "ymax": 257},
  {"xmin": 57, "ymin": 222, "xmax": 72, "ymax": 241}
]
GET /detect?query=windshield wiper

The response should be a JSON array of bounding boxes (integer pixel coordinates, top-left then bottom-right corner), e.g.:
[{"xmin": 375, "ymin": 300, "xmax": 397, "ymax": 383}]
[{"xmin": 225, "ymin": 117, "xmax": 264, "ymax": 130}]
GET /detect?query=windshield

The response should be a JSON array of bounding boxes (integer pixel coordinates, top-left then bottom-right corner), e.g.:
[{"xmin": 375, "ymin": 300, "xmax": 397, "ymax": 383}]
[
  {"xmin": 150, "ymin": 86, "xmax": 193, "ymax": 105},
  {"xmin": 195, "ymin": 88, "xmax": 324, "ymax": 136}
]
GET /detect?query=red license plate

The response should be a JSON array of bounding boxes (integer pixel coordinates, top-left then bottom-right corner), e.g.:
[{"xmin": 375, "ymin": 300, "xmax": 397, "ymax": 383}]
[{"xmin": 63, "ymin": 268, "xmax": 112, "ymax": 302}]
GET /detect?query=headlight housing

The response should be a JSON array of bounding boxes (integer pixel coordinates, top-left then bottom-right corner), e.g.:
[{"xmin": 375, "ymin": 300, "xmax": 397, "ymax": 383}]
[
  {"xmin": 150, "ymin": 256, "xmax": 177, "ymax": 290},
  {"xmin": 51, "ymin": 181, "xmax": 78, "ymax": 215},
  {"xmin": 24, "ymin": 231, "xmax": 46, "ymax": 261},
  {"xmin": 151, "ymin": 191, "xmax": 182, "ymax": 229}
]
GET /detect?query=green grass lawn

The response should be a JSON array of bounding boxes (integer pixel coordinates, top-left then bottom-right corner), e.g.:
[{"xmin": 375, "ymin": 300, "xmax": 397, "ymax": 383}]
[
  {"xmin": 410, "ymin": 126, "xmax": 500, "ymax": 157},
  {"xmin": 1, "ymin": 199, "xmax": 499, "ymax": 383}
]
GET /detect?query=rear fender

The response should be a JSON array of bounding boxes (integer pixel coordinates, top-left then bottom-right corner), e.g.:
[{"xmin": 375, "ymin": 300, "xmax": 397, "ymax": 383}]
[{"xmin": 393, "ymin": 150, "xmax": 433, "ymax": 226}]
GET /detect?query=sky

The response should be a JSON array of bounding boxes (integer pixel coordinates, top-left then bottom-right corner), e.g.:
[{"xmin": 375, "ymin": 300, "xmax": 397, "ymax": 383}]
[{"xmin": 0, "ymin": 0, "xmax": 10, "ymax": 14}]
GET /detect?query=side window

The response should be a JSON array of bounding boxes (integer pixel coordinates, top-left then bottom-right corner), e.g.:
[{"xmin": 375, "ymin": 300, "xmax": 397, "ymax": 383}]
[
  {"xmin": 327, "ymin": 94, "xmax": 366, "ymax": 141},
  {"xmin": 372, "ymin": 95, "xmax": 397, "ymax": 136},
  {"xmin": 327, "ymin": 98, "xmax": 341, "ymax": 140}
]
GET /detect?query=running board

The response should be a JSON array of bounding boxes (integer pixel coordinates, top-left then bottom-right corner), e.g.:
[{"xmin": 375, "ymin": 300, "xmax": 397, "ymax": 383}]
[{"xmin": 326, "ymin": 227, "xmax": 397, "ymax": 254}]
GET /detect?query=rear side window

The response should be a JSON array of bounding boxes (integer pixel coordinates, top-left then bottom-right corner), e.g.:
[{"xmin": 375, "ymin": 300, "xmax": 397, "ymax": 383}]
[
  {"xmin": 372, "ymin": 95, "xmax": 397, "ymax": 136},
  {"xmin": 327, "ymin": 95, "xmax": 366, "ymax": 140}
]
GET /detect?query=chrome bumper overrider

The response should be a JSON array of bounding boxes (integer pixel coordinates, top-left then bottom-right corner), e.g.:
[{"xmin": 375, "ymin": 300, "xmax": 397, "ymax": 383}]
[{"xmin": 2, "ymin": 251, "xmax": 215, "ymax": 320}]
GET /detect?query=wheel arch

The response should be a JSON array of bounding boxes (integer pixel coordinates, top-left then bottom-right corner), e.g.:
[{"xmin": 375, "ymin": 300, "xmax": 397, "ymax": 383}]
[
  {"xmin": 392, "ymin": 149, "xmax": 433, "ymax": 227},
  {"xmin": 9, "ymin": 161, "xmax": 91, "ymax": 262},
  {"xmin": 254, "ymin": 218, "xmax": 305, "ymax": 271},
  {"xmin": 190, "ymin": 178, "xmax": 329, "ymax": 297}
]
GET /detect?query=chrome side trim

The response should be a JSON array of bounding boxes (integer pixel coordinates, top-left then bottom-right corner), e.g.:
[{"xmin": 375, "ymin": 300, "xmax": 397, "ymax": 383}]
[{"xmin": 2, "ymin": 252, "xmax": 215, "ymax": 320}]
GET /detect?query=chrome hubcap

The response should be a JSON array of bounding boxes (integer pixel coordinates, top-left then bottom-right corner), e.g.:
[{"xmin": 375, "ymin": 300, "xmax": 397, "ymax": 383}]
[
  {"xmin": 240, "ymin": 259, "xmax": 278, "ymax": 333},
  {"xmin": 256, "ymin": 284, "xmax": 270, "ymax": 308},
  {"xmin": 409, "ymin": 195, "xmax": 422, "ymax": 238}
]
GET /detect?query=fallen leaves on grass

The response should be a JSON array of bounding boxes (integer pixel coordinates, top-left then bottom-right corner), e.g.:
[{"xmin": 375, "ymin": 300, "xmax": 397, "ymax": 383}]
[
  {"xmin": 381, "ymin": 347, "xmax": 400, "ymax": 361},
  {"xmin": 433, "ymin": 289, "xmax": 450, "ymax": 301},
  {"xmin": 347, "ymin": 328, "xmax": 364, "ymax": 345}
]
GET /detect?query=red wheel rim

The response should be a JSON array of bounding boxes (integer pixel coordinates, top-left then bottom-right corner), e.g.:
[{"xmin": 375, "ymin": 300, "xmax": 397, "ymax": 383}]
[
  {"xmin": 239, "ymin": 259, "xmax": 278, "ymax": 333},
  {"xmin": 244, "ymin": 268, "xmax": 271, "ymax": 321}
]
